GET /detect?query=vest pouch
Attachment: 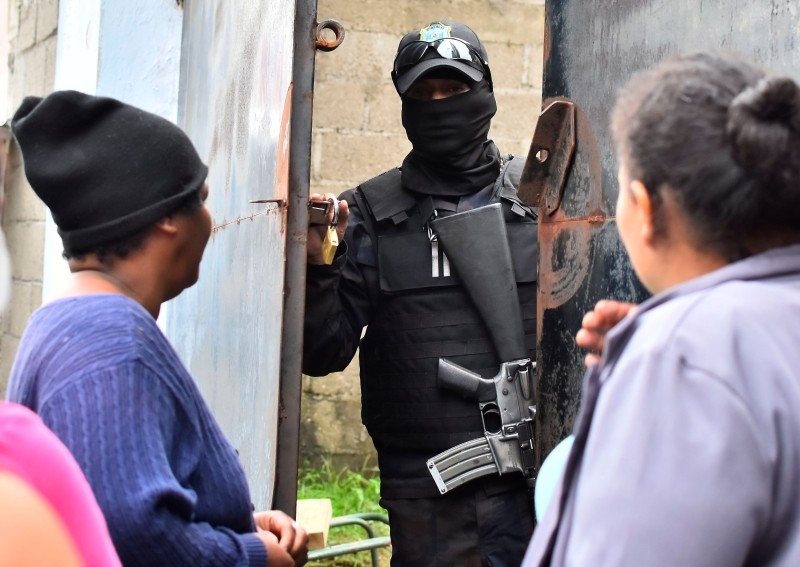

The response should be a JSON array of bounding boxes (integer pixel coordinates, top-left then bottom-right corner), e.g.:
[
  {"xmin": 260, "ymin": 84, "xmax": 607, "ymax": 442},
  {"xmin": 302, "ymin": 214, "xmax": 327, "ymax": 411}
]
[
  {"xmin": 377, "ymin": 215, "xmax": 538, "ymax": 293},
  {"xmin": 376, "ymin": 229, "xmax": 461, "ymax": 293}
]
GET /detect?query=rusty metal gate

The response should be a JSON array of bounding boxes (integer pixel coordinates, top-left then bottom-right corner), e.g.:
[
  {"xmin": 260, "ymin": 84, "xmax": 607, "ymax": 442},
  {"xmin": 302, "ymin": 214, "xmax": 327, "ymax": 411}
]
[
  {"xmin": 166, "ymin": 0, "xmax": 318, "ymax": 513},
  {"xmin": 533, "ymin": 0, "xmax": 800, "ymax": 464}
]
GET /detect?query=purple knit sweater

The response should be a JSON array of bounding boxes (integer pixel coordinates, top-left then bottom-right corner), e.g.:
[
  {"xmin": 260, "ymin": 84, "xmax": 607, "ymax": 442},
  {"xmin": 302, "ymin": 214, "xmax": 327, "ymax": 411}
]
[{"xmin": 7, "ymin": 294, "xmax": 267, "ymax": 566}]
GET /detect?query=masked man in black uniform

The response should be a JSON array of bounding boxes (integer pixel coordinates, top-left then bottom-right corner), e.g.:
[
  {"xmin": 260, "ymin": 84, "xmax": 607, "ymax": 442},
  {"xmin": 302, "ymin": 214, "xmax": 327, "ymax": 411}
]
[{"xmin": 304, "ymin": 19, "xmax": 538, "ymax": 566}]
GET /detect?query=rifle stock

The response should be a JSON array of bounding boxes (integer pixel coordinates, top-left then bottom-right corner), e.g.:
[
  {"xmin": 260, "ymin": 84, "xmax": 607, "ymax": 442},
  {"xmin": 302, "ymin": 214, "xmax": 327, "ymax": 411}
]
[{"xmin": 430, "ymin": 204, "xmax": 527, "ymax": 362}]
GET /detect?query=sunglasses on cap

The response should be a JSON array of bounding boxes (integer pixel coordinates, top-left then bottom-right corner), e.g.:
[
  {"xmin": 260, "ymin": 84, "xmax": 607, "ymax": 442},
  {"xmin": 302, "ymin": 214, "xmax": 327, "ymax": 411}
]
[{"xmin": 392, "ymin": 37, "xmax": 492, "ymax": 85}]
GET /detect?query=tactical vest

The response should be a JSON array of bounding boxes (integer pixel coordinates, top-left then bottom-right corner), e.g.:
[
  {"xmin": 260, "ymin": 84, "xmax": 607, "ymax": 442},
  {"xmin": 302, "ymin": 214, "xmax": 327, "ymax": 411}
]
[{"xmin": 347, "ymin": 156, "xmax": 538, "ymax": 454}]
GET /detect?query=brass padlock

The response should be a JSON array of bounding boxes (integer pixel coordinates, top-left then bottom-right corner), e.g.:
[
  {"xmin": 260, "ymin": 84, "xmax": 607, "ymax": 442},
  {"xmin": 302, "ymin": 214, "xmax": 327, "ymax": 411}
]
[{"xmin": 320, "ymin": 197, "xmax": 340, "ymax": 265}]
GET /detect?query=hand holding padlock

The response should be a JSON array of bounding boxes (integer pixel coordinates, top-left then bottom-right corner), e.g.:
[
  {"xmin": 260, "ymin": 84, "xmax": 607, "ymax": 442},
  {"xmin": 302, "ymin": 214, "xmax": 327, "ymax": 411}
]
[{"xmin": 307, "ymin": 193, "xmax": 349, "ymax": 265}]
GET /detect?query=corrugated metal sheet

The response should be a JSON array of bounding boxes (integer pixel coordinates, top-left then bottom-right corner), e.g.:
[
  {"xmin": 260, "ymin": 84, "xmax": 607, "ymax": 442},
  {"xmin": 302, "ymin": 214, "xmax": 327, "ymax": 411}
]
[
  {"xmin": 538, "ymin": 0, "xmax": 800, "ymax": 462},
  {"xmin": 167, "ymin": 0, "xmax": 297, "ymax": 510}
]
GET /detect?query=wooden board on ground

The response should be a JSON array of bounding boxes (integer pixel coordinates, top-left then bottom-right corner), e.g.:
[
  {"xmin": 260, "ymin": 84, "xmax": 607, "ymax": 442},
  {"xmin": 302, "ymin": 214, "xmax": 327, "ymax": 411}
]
[{"xmin": 296, "ymin": 498, "xmax": 333, "ymax": 550}]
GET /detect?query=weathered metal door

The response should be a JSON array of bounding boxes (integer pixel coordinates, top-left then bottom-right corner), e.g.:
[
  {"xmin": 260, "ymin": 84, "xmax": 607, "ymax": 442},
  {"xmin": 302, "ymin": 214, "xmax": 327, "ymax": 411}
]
[
  {"xmin": 166, "ymin": 0, "xmax": 300, "ymax": 511},
  {"xmin": 536, "ymin": 0, "xmax": 800, "ymax": 462}
]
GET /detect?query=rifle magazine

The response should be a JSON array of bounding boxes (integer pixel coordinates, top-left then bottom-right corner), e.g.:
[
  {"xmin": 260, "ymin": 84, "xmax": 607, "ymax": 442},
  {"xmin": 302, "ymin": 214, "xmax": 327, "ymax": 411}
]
[{"xmin": 427, "ymin": 437, "xmax": 499, "ymax": 494}]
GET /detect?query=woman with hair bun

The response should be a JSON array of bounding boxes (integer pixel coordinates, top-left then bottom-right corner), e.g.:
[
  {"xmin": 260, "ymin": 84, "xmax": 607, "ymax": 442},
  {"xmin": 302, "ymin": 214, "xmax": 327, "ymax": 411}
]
[{"xmin": 523, "ymin": 52, "xmax": 800, "ymax": 566}]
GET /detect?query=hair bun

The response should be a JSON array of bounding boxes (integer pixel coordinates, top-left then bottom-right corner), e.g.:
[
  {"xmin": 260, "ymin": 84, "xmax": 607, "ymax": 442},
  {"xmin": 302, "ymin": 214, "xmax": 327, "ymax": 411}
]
[
  {"xmin": 731, "ymin": 76, "xmax": 800, "ymax": 124},
  {"xmin": 727, "ymin": 75, "xmax": 800, "ymax": 188}
]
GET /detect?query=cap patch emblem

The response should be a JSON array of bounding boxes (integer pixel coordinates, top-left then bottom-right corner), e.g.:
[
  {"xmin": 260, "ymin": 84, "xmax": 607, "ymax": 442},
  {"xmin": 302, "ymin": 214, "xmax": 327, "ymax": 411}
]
[{"xmin": 419, "ymin": 22, "xmax": 451, "ymax": 42}]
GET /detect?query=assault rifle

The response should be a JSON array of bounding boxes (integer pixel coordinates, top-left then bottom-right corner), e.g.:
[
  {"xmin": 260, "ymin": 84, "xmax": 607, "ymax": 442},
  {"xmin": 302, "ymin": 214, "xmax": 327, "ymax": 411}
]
[{"xmin": 427, "ymin": 203, "xmax": 537, "ymax": 496}]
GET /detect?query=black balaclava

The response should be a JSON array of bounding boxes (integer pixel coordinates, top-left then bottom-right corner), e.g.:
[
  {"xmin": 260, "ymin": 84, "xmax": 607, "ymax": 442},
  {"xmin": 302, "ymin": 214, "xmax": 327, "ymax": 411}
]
[{"xmin": 401, "ymin": 78, "xmax": 499, "ymax": 197}]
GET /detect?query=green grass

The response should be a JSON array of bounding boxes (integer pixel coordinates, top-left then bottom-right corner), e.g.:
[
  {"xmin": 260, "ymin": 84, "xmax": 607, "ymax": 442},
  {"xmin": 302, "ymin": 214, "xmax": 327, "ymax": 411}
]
[{"xmin": 297, "ymin": 460, "xmax": 391, "ymax": 566}]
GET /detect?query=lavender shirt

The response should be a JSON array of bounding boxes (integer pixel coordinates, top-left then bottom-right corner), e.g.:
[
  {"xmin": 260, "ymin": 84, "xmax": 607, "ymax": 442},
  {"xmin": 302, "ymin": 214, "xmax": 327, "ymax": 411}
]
[{"xmin": 525, "ymin": 243, "xmax": 800, "ymax": 566}]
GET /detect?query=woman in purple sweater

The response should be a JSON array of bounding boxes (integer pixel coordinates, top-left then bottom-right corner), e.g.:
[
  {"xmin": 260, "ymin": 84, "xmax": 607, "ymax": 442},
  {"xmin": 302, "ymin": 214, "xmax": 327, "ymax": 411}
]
[{"xmin": 6, "ymin": 90, "xmax": 308, "ymax": 567}]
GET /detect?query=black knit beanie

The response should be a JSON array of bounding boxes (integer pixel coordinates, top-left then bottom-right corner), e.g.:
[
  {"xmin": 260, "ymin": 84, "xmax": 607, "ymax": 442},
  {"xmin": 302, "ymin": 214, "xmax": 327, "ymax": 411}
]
[{"xmin": 11, "ymin": 90, "xmax": 209, "ymax": 255}]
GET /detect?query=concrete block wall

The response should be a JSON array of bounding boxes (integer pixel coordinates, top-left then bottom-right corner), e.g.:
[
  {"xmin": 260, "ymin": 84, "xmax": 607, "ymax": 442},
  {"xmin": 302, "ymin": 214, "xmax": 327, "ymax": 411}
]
[
  {"xmin": 301, "ymin": 0, "xmax": 546, "ymax": 472},
  {"xmin": 0, "ymin": 0, "xmax": 57, "ymax": 392}
]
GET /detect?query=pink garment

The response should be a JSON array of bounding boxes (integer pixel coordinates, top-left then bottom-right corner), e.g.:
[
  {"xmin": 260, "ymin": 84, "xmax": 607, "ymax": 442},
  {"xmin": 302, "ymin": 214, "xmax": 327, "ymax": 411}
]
[{"xmin": 0, "ymin": 401, "xmax": 121, "ymax": 566}]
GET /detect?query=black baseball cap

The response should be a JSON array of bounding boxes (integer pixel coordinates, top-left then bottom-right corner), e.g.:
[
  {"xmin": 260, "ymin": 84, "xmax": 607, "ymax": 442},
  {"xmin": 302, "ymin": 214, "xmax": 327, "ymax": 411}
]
[{"xmin": 392, "ymin": 20, "xmax": 491, "ymax": 95}]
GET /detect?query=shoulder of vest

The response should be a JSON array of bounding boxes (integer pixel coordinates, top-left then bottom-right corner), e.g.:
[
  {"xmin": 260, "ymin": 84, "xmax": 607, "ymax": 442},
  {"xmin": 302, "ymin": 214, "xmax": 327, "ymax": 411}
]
[
  {"xmin": 355, "ymin": 168, "xmax": 418, "ymax": 223},
  {"xmin": 498, "ymin": 154, "xmax": 525, "ymax": 195},
  {"xmin": 495, "ymin": 154, "xmax": 537, "ymax": 217}
]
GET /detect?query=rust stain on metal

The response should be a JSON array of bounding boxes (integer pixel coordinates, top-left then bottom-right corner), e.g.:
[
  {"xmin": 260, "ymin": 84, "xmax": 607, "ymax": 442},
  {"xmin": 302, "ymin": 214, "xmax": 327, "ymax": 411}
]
[
  {"xmin": 542, "ymin": 11, "xmax": 552, "ymax": 70},
  {"xmin": 587, "ymin": 209, "xmax": 607, "ymax": 224},
  {"xmin": 274, "ymin": 84, "xmax": 292, "ymax": 235},
  {"xmin": 537, "ymin": 99, "xmax": 606, "ymax": 313},
  {"xmin": 533, "ymin": 212, "xmax": 610, "ymax": 225},
  {"xmin": 211, "ymin": 205, "xmax": 283, "ymax": 233},
  {"xmin": 275, "ymin": 85, "xmax": 292, "ymax": 203},
  {"xmin": 538, "ymin": 220, "xmax": 592, "ymax": 313}
]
